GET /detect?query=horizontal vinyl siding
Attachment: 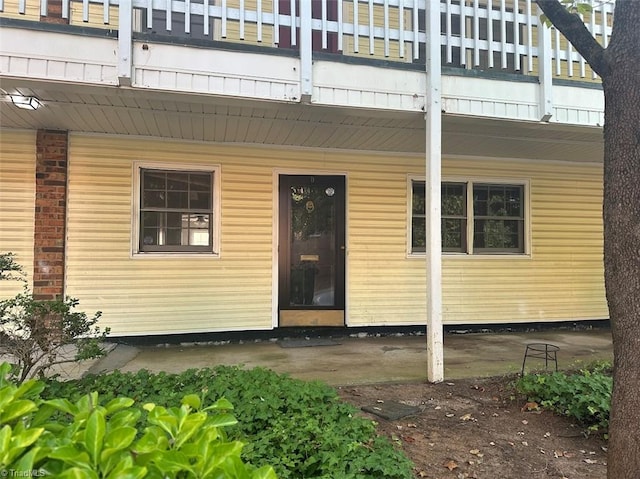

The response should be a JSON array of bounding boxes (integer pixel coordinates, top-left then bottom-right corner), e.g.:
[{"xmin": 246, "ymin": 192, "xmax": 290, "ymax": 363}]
[
  {"xmin": 440, "ymin": 159, "xmax": 607, "ymax": 325},
  {"xmin": 65, "ymin": 134, "xmax": 607, "ymax": 335},
  {"xmin": 66, "ymin": 135, "xmax": 275, "ymax": 336},
  {"xmin": 0, "ymin": 129, "xmax": 35, "ymax": 297}
]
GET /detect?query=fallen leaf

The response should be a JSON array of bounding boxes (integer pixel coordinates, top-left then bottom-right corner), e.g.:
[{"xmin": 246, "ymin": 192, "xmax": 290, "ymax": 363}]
[
  {"xmin": 460, "ymin": 413, "xmax": 473, "ymax": 421},
  {"xmin": 417, "ymin": 471, "xmax": 429, "ymax": 478},
  {"xmin": 402, "ymin": 435, "xmax": 416, "ymax": 443},
  {"xmin": 443, "ymin": 460, "xmax": 458, "ymax": 471},
  {"xmin": 469, "ymin": 449, "xmax": 480, "ymax": 455},
  {"xmin": 446, "ymin": 382, "xmax": 455, "ymax": 386},
  {"xmin": 522, "ymin": 441, "xmax": 529, "ymax": 446},
  {"xmin": 521, "ymin": 420, "xmax": 528, "ymax": 425},
  {"xmin": 563, "ymin": 451, "xmax": 575, "ymax": 458},
  {"xmin": 446, "ymin": 413, "xmax": 455, "ymax": 418},
  {"xmin": 584, "ymin": 459, "xmax": 598, "ymax": 464},
  {"xmin": 521, "ymin": 401, "xmax": 539, "ymax": 412},
  {"xmin": 554, "ymin": 450, "xmax": 564, "ymax": 458},
  {"xmin": 407, "ymin": 423, "xmax": 417, "ymax": 428},
  {"xmin": 435, "ymin": 406, "xmax": 442, "ymax": 410}
]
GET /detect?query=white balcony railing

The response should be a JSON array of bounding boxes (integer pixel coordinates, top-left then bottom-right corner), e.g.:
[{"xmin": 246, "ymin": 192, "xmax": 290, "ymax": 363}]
[{"xmin": 1, "ymin": 0, "xmax": 614, "ymax": 76}]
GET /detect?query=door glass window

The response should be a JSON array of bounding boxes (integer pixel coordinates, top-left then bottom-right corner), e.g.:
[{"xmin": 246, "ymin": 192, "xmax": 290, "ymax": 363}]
[{"xmin": 288, "ymin": 183, "xmax": 337, "ymax": 306}]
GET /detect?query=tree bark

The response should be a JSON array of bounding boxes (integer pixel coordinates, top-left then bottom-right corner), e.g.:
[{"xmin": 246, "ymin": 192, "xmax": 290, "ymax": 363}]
[{"xmin": 536, "ymin": 1, "xmax": 640, "ymax": 477}]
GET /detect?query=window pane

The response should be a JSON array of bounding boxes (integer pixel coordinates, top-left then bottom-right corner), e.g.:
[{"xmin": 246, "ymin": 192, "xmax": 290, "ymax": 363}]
[
  {"xmin": 143, "ymin": 191, "xmax": 165, "ymax": 208},
  {"xmin": 167, "ymin": 173, "xmax": 189, "ymax": 191},
  {"xmin": 442, "ymin": 218, "xmax": 465, "ymax": 252},
  {"xmin": 473, "ymin": 219, "xmax": 524, "ymax": 252},
  {"xmin": 412, "ymin": 217, "xmax": 426, "ymax": 252},
  {"xmin": 167, "ymin": 191, "xmax": 189, "ymax": 209},
  {"xmin": 442, "ymin": 183, "xmax": 465, "ymax": 216},
  {"xmin": 412, "ymin": 183, "xmax": 425, "ymax": 215},
  {"xmin": 143, "ymin": 171, "xmax": 165, "ymax": 190},
  {"xmin": 473, "ymin": 186, "xmax": 488, "ymax": 216},
  {"xmin": 190, "ymin": 173, "xmax": 212, "ymax": 192},
  {"xmin": 190, "ymin": 191, "xmax": 211, "ymax": 209}
]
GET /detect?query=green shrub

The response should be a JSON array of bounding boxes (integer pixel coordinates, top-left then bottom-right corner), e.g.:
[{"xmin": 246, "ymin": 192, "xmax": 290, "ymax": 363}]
[
  {"xmin": 44, "ymin": 366, "xmax": 414, "ymax": 479},
  {"xmin": 516, "ymin": 364, "xmax": 612, "ymax": 433},
  {"xmin": 0, "ymin": 362, "xmax": 277, "ymax": 478},
  {"xmin": 0, "ymin": 252, "xmax": 108, "ymax": 382}
]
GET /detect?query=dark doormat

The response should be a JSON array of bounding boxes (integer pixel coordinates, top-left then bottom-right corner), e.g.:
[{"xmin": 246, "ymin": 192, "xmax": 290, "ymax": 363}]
[
  {"xmin": 279, "ymin": 338, "xmax": 341, "ymax": 348},
  {"xmin": 362, "ymin": 401, "xmax": 421, "ymax": 420}
]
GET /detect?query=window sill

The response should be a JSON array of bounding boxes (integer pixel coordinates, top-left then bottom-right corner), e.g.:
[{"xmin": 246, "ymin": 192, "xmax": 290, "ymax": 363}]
[
  {"xmin": 131, "ymin": 251, "xmax": 220, "ymax": 259},
  {"xmin": 407, "ymin": 252, "xmax": 531, "ymax": 260}
]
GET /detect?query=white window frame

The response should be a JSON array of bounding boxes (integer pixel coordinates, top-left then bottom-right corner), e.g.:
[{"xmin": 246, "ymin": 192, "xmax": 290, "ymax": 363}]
[
  {"xmin": 132, "ymin": 161, "xmax": 221, "ymax": 258},
  {"xmin": 408, "ymin": 175, "xmax": 531, "ymax": 258}
]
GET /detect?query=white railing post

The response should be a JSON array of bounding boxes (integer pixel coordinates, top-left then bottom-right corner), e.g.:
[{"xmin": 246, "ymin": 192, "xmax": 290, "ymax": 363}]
[
  {"xmin": 299, "ymin": 0, "xmax": 312, "ymax": 102},
  {"xmin": 537, "ymin": 7, "xmax": 553, "ymax": 122},
  {"xmin": 425, "ymin": 0, "xmax": 444, "ymax": 383},
  {"xmin": 118, "ymin": 0, "xmax": 133, "ymax": 86}
]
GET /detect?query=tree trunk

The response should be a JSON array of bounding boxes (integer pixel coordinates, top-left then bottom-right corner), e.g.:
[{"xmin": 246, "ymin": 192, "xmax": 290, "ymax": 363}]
[
  {"xmin": 602, "ymin": 3, "xmax": 640, "ymax": 477},
  {"xmin": 536, "ymin": 1, "xmax": 640, "ymax": 476}
]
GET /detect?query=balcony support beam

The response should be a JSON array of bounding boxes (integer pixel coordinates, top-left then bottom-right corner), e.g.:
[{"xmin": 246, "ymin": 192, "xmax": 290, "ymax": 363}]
[
  {"xmin": 118, "ymin": 0, "xmax": 133, "ymax": 86},
  {"xmin": 425, "ymin": 0, "xmax": 444, "ymax": 383},
  {"xmin": 299, "ymin": 0, "xmax": 312, "ymax": 103},
  {"xmin": 537, "ymin": 7, "xmax": 554, "ymax": 122}
]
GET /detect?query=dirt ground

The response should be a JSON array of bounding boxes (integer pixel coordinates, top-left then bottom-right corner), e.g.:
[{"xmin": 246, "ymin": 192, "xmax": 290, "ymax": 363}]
[{"xmin": 338, "ymin": 375, "xmax": 607, "ymax": 479}]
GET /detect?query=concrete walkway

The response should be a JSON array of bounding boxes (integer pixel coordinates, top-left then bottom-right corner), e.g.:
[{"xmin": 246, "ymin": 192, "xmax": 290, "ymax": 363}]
[{"xmin": 79, "ymin": 328, "xmax": 613, "ymax": 386}]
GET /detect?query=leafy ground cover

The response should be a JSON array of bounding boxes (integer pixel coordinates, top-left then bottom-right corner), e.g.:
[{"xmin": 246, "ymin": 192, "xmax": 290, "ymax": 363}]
[
  {"xmin": 339, "ymin": 369, "xmax": 611, "ymax": 479},
  {"xmin": 43, "ymin": 366, "xmax": 413, "ymax": 479}
]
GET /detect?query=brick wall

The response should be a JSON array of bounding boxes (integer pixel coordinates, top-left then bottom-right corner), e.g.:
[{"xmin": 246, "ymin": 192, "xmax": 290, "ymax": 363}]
[{"xmin": 33, "ymin": 130, "xmax": 68, "ymax": 300}]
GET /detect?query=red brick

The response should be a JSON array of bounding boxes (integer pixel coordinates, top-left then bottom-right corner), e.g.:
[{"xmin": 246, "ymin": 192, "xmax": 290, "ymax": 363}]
[{"xmin": 34, "ymin": 130, "xmax": 68, "ymax": 299}]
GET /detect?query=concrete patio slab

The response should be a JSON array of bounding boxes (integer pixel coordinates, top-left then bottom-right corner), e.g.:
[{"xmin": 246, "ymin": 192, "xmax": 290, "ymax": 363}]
[{"xmin": 80, "ymin": 328, "xmax": 613, "ymax": 386}]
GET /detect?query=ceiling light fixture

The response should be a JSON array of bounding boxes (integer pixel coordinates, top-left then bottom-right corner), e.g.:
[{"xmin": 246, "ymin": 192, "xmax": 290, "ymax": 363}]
[{"xmin": 9, "ymin": 95, "xmax": 42, "ymax": 111}]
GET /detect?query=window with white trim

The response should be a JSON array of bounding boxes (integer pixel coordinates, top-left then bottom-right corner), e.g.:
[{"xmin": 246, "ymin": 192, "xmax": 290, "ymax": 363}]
[
  {"xmin": 411, "ymin": 180, "xmax": 526, "ymax": 255},
  {"xmin": 136, "ymin": 166, "xmax": 218, "ymax": 254}
]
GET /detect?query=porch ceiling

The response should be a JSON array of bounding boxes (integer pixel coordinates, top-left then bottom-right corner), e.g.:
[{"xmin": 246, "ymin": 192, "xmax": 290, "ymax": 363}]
[{"xmin": 0, "ymin": 79, "xmax": 603, "ymax": 163}]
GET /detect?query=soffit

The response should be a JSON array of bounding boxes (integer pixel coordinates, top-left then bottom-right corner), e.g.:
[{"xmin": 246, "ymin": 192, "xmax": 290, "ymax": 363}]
[{"xmin": 0, "ymin": 80, "xmax": 603, "ymax": 163}]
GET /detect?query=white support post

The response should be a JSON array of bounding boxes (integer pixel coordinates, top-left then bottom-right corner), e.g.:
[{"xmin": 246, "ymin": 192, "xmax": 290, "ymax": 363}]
[
  {"xmin": 536, "ymin": 6, "xmax": 553, "ymax": 122},
  {"xmin": 118, "ymin": 0, "xmax": 133, "ymax": 87},
  {"xmin": 425, "ymin": 0, "xmax": 444, "ymax": 383},
  {"xmin": 299, "ymin": 0, "xmax": 312, "ymax": 103}
]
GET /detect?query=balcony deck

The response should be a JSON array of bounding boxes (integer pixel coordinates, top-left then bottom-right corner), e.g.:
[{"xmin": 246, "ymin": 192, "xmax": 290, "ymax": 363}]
[{"xmin": 0, "ymin": 0, "xmax": 607, "ymax": 158}]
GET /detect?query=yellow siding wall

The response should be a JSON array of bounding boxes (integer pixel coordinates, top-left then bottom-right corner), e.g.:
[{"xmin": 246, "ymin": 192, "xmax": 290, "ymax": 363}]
[
  {"xmin": 65, "ymin": 134, "xmax": 607, "ymax": 335},
  {"xmin": 439, "ymin": 159, "xmax": 607, "ymax": 325},
  {"xmin": 0, "ymin": 130, "xmax": 36, "ymax": 297}
]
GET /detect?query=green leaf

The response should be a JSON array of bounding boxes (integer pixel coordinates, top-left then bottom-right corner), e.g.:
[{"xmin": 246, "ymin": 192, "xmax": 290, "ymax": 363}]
[
  {"xmin": 252, "ymin": 465, "xmax": 279, "ymax": 479},
  {"xmin": 85, "ymin": 409, "xmax": 106, "ymax": 465},
  {"xmin": 44, "ymin": 398, "xmax": 77, "ymax": 416},
  {"xmin": 10, "ymin": 427, "xmax": 44, "ymax": 449},
  {"xmin": 49, "ymin": 445, "xmax": 91, "ymax": 468},
  {"xmin": 106, "ymin": 465, "xmax": 148, "ymax": 479},
  {"xmin": 0, "ymin": 399, "xmax": 37, "ymax": 424},
  {"xmin": 152, "ymin": 450, "xmax": 193, "ymax": 474},
  {"xmin": 0, "ymin": 425, "xmax": 11, "ymax": 459},
  {"xmin": 102, "ymin": 426, "xmax": 137, "ymax": 453},
  {"xmin": 205, "ymin": 397, "xmax": 234, "ymax": 411},
  {"xmin": 58, "ymin": 467, "xmax": 99, "ymax": 479},
  {"xmin": 207, "ymin": 413, "xmax": 238, "ymax": 429},
  {"xmin": 104, "ymin": 397, "xmax": 135, "ymax": 415},
  {"xmin": 181, "ymin": 394, "xmax": 201, "ymax": 410}
]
